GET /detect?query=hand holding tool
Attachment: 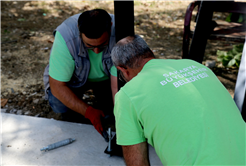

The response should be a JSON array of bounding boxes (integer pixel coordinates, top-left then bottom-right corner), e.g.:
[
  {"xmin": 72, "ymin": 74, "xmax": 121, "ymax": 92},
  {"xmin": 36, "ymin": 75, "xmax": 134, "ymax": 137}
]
[{"xmin": 85, "ymin": 106, "xmax": 105, "ymax": 135}]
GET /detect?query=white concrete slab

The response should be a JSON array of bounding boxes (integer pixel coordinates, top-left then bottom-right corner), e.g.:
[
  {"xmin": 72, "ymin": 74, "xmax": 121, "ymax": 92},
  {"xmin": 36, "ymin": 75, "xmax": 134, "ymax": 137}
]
[
  {"xmin": 1, "ymin": 113, "xmax": 162, "ymax": 165},
  {"xmin": 1, "ymin": 109, "xmax": 7, "ymax": 113}
]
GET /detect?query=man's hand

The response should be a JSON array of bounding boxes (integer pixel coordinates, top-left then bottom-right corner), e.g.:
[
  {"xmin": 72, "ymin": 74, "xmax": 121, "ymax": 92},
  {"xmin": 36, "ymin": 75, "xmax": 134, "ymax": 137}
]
[{"xmin": 85, "ymin": 106, "xmax": 105, "ymax": 135}]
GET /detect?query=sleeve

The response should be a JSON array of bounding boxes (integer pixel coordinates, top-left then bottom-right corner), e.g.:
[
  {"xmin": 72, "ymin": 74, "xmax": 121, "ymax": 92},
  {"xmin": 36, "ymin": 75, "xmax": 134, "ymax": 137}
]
[
  {"xmin": 114, "ymin": 90, "xmax": 146, "ymax": 146},
  {"xmin": 110, "ymin": 65, "xmax": 117, "ymax": 77},
  {"xmin": 49, "ymin": 31, "xmax": 75, "ymax": 82}
]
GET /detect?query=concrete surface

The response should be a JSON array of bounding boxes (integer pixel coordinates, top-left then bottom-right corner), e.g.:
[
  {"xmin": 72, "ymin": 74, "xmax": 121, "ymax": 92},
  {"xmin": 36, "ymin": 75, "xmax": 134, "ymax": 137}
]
[
  {"xmin": 1, "ymin": 113, "xmax": 162, "ymax": 165},
  {"xmin": 1, "ymin": 109, "xmax": 7, "ymax": 113}
]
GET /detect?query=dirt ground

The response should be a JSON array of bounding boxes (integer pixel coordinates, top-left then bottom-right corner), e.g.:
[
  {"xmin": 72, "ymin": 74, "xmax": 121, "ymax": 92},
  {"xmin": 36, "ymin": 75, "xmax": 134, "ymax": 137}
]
[{"xmin": 1, "ymin": 1, "xmax": 242, "ymax": 120}]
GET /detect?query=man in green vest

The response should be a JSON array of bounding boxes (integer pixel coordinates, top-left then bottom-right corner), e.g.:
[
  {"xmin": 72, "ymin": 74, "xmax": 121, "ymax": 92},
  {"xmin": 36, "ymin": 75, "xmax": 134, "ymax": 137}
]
[
  {"xmin": 112, "ymin": 35, "xmax": 245, "ymax": 165},
  {"xmin": 43, "ymin": 9, "xmax": 117, "ymax": 137}
]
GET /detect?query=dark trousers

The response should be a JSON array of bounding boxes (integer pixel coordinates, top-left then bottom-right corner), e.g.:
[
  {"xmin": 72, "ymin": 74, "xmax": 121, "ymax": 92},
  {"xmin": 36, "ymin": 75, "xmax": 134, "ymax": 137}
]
[{"xmin": 48, "ymin": 79, "xmax": 114, "ymax": 124}]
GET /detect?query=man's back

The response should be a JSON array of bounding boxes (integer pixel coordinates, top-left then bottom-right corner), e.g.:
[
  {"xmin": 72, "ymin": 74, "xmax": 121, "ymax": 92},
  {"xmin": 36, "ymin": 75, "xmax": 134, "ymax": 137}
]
[{"xmin": 115, "ymin": 59, "xmax": 245, "ymax": 165}]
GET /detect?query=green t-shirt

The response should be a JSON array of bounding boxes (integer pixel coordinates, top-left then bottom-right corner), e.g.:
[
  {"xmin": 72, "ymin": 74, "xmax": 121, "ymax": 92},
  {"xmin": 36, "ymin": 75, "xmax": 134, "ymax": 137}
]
[
  {"xmin": 114, "ymin": 59, "xmax": 245, "ymax": 165},
  {"xmin": 87, "ymin": 49, "xmax": 116, "ymax": 82},
  {"xmin": 49, "ymin": 31, "xmax": 117, "ymax": 82}
]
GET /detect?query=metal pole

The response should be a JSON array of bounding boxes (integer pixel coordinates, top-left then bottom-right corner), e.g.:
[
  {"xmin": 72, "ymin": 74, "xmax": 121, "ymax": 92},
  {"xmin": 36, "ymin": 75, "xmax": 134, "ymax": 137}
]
[
  {"xmin": 114, "ymin": 1, "xmax": 135, "ymax": 90},
  {"xmin": 114, "ymin": 1, "xmax": 135, "ymax": 42},
  {"xmin": 188, "ymin": 1, "xmax": 214, "ymax": 63}
]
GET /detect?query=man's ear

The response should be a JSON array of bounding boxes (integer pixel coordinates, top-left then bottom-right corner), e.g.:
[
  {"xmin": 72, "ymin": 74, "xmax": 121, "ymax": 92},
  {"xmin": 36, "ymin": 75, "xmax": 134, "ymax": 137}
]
[
  {"xmin": 116, "ymin": 66, "xmax": 127, "ymax": 72},
  {"xmin": 116, "ymin": 66, "xmax": 129, "ymax": 77}
]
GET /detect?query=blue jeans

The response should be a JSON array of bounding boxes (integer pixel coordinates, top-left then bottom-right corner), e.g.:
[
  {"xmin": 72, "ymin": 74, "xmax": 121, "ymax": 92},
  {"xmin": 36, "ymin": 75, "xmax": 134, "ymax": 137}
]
[{"xmin": 48, "ymin": 79, "xmax": 114, "ymax": 123}]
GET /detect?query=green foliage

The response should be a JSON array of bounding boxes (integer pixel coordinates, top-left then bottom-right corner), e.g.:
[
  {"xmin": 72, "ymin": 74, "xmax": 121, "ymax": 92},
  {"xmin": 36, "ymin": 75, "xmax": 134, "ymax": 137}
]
[
  {"xmin": 226, "ymin": 13, "xmax": 246, "ymax": 23},
  {"xmin": 217, "ymin": 44, "xmax": 244, "ymax": 68},
  {"xmin": 17, "ymin": 18, "xmax": 26, "ymax": 21},
  {"xmin": 226, "ymin": 13, "xmax": 232, "ymax": 22},
  {"xmin": 4, "ymin": 29, "xmax": 10, "ymax": 34}
]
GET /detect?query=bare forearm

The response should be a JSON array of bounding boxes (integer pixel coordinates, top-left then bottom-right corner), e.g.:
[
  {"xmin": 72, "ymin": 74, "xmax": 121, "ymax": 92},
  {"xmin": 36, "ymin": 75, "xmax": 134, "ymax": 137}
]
[
  {"xmin": 122, "ymin": 142, "xmax": 150, "ymax": 166},
  {"xmin": 49, "ymin": 76, "xmax": 89, "ymax": 116},
  {"xmin": 110, "ymin": 75, "xmax": 118, "ymax": 104}
]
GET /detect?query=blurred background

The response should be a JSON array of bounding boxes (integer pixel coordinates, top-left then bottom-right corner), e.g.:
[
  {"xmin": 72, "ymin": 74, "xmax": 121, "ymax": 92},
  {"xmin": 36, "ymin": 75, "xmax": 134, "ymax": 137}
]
[{"xmin": 1, "ymin": 1, "xmax": 245, "ymax": 119}]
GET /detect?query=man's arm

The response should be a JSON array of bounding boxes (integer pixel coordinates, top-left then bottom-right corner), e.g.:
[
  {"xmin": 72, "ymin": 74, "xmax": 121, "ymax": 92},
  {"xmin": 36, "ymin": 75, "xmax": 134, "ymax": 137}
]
[
  {"xmin": 110, "ymin": 75, "xmax": 118, "ymax": 104},
  {"xmin": 49, "ymin": 76, "xmax": 89, "ymax": 115},
  {"xmin": 49, "ymin": 76, "xmax": 105, "ymax": 134},
  {"xmin": 122, "ymin": 142, "xmax": 150, "ymax": 166}
]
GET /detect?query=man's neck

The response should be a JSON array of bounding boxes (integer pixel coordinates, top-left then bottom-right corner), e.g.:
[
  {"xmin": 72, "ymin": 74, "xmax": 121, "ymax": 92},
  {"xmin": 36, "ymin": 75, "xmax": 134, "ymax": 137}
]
[
  {"xmin": 142, "ymin": 57, "xmax": 155, "ymax": 66},
  {"xmin": 133, "ymin": 57, "xmax": 155, "ymax": 75}
]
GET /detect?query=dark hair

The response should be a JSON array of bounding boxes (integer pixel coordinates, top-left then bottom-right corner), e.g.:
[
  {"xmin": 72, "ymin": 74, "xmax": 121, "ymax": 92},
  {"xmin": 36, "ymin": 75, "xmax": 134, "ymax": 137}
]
[{"xmin": 78, "ymin": 9, "xmax": 111, "ymax": 39}]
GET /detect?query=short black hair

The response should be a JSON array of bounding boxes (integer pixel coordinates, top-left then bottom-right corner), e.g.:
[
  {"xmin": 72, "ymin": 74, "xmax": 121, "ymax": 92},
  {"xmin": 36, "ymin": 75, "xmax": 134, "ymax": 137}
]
[{"xmin": 78, "ymin": 9, "xmax": 111, "ymax": 39}]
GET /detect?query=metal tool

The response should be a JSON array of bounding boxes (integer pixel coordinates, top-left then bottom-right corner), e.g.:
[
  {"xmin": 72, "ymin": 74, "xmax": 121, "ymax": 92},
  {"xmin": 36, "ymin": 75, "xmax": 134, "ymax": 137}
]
[
  {"xmin": 107, "ymin": 128, "xmax": 112, "ymax": 152},
  {"xmin": 101, "ymin": 115, "xmax": 114, "ymax": 142},
  {"xmin": 102, "ymin": 129, "xmax": 109, "ymax": 142},
  {"xmin": 40, "ymin": 138, "xmax": 76, "ymax": 151},
  {"xmin": 104, "ymin": 133, "xmax": 123, "ymax": 157}
]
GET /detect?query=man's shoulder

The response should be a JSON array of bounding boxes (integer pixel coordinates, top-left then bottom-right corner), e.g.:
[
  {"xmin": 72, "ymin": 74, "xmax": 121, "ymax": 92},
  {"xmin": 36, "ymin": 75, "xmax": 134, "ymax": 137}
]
[
  {"xmin": 148, "ymin": 59, "xmax": 208, "ymax": 70},
  {"xmin": 55, "ymin": 14, "xmax": 81, "ymax": 43},
  {"xmin": 115, "ymin": 88, "xmax": 130, "ymax": 105},
  {"xmin": 57, "ymin": 13, "xmax": 80, "ymax": 30},
  {"xmin": 117, "ymin": 77, "xmax": 142, "ymax": 99}
]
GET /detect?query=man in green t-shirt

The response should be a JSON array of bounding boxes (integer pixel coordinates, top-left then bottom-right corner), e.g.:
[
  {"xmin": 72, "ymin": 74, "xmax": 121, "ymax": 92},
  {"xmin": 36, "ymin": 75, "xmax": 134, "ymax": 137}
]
[
  {"xmin": 43, "ymin": 9, "xmax": 118, "ymax": 137},
  {"xmin": 111, "ymin": 35, "xmax": 245, "ymax": 165}
]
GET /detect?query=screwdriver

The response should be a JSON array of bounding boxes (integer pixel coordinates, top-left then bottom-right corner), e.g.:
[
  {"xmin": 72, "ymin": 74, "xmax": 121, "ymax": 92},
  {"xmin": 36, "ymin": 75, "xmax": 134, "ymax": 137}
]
[{"xmin": 40, "ymin": 138, "xmax": 76, "ymax": 151}]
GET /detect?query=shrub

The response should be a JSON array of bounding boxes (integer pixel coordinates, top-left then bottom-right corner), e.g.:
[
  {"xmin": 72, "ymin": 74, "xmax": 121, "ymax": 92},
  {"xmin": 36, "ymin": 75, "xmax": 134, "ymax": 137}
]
[{"xmin": 217, "ymin": 44, "xmax": 244, "ymax": 68}]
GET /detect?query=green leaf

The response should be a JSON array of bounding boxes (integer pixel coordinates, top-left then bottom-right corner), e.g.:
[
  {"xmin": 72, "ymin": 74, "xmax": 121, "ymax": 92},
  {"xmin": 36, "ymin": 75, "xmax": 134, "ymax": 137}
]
[
  {"xmin": 228, "ymin": 59, "xmax": 236, "ymax": 67},
  {"xmin": 238, "ymin": 14, "xmax": 244, "ymax": 23},
  {"xmin": 222, "ymin": 58, "xmax": 230, "ymax": 66},
  {"xmin": 217, "ymin": 44, "xmax": 244, "ymax": 68},
  {"xmin": 231, "ymin": 48, "xmax": 238, "ymax": 55},
  {"xmin": 224, "ymin": 55, "xmax": 233, "ymax": 61},
  {"xmin": 17, "ymin": 18, "xmax": 25, "ymax": 21},
  {"xmin": 235, "ymin": 44, "xmax": 244, "ymax": 52},
  {"xmin": 227, "ymin": 50, "xmax": 234, "ymax": 56},
  {"xmin": 226, "ymin": 13, "xmax": 232, "ymax": 22},
  {"xmin": 232, "ymin": 44, "xmax": 243, "ymax": 54},
  {"xmin": 235, "ymin": 61, "xmax": 239, "ymax": 67},
  {"xmin": 217, "ymin": 57, "xmax": 223, "ymax": 62},
  {"xmin": 234, "ymin": 53, "xmax": 242, "ymax": 60},
  {"xmin": 216, "ymin": 50, "xmax": 227, "ymax": 56},
  {"xmin": 217, "ymin": 53, "xmax": 226, "ymax": 61}
]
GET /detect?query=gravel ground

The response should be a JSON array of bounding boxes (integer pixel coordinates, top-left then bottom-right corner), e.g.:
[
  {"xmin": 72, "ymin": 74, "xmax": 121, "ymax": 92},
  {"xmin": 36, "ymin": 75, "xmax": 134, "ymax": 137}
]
[{"xmin": 1, "ymin": 1, "xmax": 241, "ymax": 121}]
